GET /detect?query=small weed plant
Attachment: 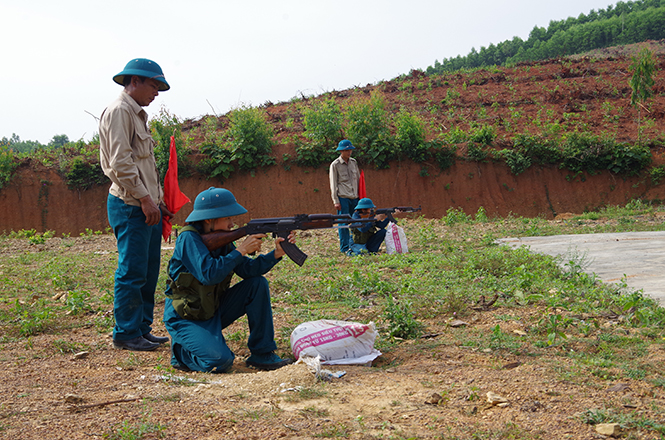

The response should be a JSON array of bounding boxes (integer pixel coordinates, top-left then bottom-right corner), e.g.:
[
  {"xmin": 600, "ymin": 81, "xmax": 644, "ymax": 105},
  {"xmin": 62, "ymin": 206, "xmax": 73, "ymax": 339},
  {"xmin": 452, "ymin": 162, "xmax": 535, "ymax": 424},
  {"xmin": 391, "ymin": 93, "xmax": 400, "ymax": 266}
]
[
  {"xmin": 104, "ymin": 417, "xmax": 166, "ymax": 440},
  {"xmin": 383, "ymin": 294, "xmax": 424, "ymax": 339}
]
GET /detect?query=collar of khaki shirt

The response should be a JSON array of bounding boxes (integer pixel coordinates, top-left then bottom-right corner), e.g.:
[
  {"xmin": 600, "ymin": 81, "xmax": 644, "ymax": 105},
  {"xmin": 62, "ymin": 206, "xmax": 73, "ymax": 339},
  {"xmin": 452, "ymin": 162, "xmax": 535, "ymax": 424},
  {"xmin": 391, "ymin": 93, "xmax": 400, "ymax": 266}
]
[{"xmin": 120, "ymin": 89, "xmax": 149, "ymax": 124}]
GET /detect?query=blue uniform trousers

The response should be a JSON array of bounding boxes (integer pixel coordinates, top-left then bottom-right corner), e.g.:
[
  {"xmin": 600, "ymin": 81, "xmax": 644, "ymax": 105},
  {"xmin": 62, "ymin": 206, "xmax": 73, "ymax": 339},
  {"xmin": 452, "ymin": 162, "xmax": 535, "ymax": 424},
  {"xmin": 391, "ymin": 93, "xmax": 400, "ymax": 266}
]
[
  {"xmin": 107, "ymin": 194, "xmax": 162, "ymax": 341},
  {"xmin": 164, "ymin": 276, "xmax": 277, "ymax": 373},
  {"xmin": 337, "ymin": 197, "xmax": 358, "ymax": 253}
]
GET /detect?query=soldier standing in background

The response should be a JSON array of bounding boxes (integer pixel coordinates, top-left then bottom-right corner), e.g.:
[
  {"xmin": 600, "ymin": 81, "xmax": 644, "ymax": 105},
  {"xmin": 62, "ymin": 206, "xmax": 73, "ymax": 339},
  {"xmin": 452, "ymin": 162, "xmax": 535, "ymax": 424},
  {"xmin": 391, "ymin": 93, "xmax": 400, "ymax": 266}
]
[{"xmin": 329, "ymin": 139, "xmax": 360, "ymax": 254}]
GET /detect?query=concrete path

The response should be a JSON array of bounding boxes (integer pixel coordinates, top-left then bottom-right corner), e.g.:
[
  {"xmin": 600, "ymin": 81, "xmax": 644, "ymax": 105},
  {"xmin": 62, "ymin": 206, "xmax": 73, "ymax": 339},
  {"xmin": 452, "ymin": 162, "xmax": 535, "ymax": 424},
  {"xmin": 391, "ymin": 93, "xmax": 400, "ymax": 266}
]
[{"xmin": 497, "ymin": 231, "xmax": 665, "ymax": 305}]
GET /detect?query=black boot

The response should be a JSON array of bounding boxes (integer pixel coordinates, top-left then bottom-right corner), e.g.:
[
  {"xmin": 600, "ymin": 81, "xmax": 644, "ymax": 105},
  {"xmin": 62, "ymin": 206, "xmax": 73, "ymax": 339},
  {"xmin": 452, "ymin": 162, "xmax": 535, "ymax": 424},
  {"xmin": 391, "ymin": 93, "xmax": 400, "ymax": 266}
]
[{"xmin": 113, "ymin": 336, "xmax": 159, "ymax": 351}]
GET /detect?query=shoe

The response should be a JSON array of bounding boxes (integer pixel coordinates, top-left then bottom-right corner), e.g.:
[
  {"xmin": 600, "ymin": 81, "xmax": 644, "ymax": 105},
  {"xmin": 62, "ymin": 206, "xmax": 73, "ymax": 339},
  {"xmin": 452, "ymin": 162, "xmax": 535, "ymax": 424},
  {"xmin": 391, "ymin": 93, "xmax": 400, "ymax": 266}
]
[
  {"xmin": 113, "ymin": 336, "xmax": 159, "ymax": 352},
  {"xmin": 172, "ymin": 362, "xmax": 192, "ymax": 372},
  {"xmin": 245, "ymin": 352, "xmax": 294, "ymax": 371},
  {"xmin": 170, "ymin": 339, "xmax": 191, "ymax": 372},
  {"xmin": 143, "ymin": 333, "xmax": 169, "ymax": 344}
]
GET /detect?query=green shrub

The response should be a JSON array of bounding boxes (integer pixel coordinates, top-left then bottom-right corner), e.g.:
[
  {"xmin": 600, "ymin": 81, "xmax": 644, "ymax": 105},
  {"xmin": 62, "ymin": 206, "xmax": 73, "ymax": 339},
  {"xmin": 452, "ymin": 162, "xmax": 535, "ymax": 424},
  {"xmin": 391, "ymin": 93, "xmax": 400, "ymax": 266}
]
[
  {"xmin": 344, "ymin": 91, "xmax": 395, "ymax": 169},
  {"xmin": 187, "ymin": 105, "xmax": 276, "ymax": 178},
  {"xmin": 445, "ymin": 127, "xmax": 469, "ymax": 144},
  {"xmin": 198, "ymin": 144, "xmax": 234, "ymax": 182},
  {"xmin": 197, "ymin": 115, "xmax": 234, "ymax": 181},
  {"xmin": 607, "ymin": 142, "xmax": 652, "ymax": 176},
  {"xmin": 227, "ymin": 106, "xmax": 276, "ymax": 171},
  {"xmin": 433, "ymin": 141, "xmax": 457, "ymax": 170},
  {"xmin": 292, "ymin": 140, "xmax": 329, "ymax": 169},
  {"xmin": 469, "ymin": 124, "xmax": 496, "ymax": 145},
  {"xmin": 0, "ymin": 143, "xmax": 19, "ymax": 189},
  {"xmin": 201, "ymin": 115, "xmax": 225, "ymax": 147},
  {"xmin": 512, "ymin": 133, "xmax": 562, "ymax": 165},
  {"xmin": 499, "ymin": 148, "xmax": 532, "ymax": 175},
  {"xmin": 465, "ymin": 142, "xmax": 488, "ymax": 161},
  {"xmin": 444, "ymin": 207, "xmax": 471, "ymax": 225},
  {"xmin": 474, "ymin": 206, "xmax": 489, "ymax": 222},
  {"xmin": 560, "ymin": 133, "xmax": 611, "ymax": 173},
  {"xmin": 650, "ymin": 165, "xmax": 665, "ymax": 185},
  {"xmin": 56, "ymin": 140, "xmax": 108, "ymax": 191},
  {"xmin": 560, "ymin": 133, "xmax": 651, "ymax": 175},
  {"xmin": 394, "ymin": 107, "xmax": 428, "ymax": 162},
  {"xmin": 149, "ymin": 108, "xmax": 189, "ymax": 180},
  {"xmin": 298, "ymin": 98, "xmax": 344, "ymax": 168},
  {"xmin": 64, "ymin": 156, "xmax": 107, "ymax": 191}
]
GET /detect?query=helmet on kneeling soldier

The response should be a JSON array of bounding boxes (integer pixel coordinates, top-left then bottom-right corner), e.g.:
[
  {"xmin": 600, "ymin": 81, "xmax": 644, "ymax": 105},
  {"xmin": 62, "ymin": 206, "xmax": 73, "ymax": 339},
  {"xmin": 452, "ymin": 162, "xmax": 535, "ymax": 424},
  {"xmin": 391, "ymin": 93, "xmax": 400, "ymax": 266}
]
[
  {"xmin": 185, "ymin": 187, "xmax": 247, "ymax": 222},
  {"xmin": 355, "ymin": 198, "xmax": 376, "ymax": 211}
]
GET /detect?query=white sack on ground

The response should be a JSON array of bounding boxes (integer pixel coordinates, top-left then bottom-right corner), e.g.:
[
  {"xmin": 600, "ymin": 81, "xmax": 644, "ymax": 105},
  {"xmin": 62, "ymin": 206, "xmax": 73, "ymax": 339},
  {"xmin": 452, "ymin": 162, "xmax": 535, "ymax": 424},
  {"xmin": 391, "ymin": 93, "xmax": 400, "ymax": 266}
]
[{"xmin": 290, "ymin": 319, "xmax": 381, "ymax": 365}]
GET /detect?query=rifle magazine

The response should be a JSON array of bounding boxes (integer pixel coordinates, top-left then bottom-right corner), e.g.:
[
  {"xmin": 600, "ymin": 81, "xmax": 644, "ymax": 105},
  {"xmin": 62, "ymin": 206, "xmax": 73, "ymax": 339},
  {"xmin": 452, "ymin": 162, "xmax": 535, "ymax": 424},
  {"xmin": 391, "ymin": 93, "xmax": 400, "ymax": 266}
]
[{"xmin": 282, "ymin": 240, "xmax": 308, "ymax": 266}]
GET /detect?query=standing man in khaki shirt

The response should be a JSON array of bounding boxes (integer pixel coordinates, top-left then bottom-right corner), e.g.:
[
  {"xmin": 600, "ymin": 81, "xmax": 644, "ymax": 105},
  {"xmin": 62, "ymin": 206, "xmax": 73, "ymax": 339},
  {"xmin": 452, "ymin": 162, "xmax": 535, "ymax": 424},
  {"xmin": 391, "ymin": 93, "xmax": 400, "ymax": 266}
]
[
  {"xmin": 99, "ymin": 58, "xmax": 173, "ymax": 351},
  {"xmin": 329, "ymin": 139, "xmax": 360, "ymax": 254}
]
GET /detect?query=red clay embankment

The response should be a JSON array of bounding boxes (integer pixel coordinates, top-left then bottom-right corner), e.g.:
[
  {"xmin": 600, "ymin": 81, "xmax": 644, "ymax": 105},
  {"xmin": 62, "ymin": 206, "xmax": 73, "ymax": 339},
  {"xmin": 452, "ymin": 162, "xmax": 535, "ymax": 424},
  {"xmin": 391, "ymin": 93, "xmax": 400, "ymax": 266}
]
[{"xmin": 2, "ymin": 151, "xmax": 664, "ymax": 236}]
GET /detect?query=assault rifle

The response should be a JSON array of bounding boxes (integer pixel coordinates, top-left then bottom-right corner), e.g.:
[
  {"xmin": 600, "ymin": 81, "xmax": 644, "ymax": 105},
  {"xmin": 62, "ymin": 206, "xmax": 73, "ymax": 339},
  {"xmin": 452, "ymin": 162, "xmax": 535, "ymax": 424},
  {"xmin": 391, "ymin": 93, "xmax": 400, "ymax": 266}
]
[
  {"xmin": 373, "ymin": 206, "xmax": 422, "ymax": 223},
  {"xmin": 198, "ymin": 213, "xmax": 376, "ymax": 267}
]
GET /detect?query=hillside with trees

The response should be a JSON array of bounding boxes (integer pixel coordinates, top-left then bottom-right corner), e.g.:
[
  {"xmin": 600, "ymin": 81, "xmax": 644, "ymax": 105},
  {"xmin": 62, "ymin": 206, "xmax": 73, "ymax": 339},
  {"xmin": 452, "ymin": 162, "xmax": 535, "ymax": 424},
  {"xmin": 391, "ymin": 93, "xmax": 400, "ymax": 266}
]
[{"xmin": 426, "ymin": 0, "xmax": 665, "ymax": 73}]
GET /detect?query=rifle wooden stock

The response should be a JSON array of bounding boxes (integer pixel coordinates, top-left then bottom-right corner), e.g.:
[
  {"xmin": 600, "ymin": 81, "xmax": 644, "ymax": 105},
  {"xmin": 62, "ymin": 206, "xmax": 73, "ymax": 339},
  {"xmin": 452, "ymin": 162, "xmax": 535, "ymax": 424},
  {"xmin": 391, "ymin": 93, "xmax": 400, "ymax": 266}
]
[{"xmin": 199, "ymin": 227, "xmax": 249, "ymax": 252}]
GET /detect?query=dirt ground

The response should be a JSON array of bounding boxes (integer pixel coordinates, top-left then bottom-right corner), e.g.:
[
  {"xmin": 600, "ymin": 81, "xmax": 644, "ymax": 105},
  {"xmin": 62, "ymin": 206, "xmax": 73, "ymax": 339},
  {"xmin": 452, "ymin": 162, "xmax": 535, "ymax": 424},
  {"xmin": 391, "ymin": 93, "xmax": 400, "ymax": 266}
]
[{"xmin": 1, "ymin": 230, "xmax": 665, "ymax": 440}]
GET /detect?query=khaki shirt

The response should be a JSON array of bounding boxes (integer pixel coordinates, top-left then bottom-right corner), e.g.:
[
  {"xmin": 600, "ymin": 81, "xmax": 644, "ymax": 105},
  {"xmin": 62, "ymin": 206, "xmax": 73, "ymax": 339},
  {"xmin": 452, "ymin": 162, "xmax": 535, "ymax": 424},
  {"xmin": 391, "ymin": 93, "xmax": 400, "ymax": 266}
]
[
  {"xmin": 329, "ymin": 155, "xmax": 360, "ymax": 204},
  {"xmin": 99, "ymin": 90, "xmax": 163, "ymax": 207}
]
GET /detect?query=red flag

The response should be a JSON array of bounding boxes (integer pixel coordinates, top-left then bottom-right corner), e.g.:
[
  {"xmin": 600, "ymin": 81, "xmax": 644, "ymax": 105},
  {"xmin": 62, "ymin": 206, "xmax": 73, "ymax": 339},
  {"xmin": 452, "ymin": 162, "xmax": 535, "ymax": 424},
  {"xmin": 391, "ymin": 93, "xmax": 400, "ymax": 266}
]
[
  {"xmin": 358, "ymin": 169, "xmax": 366, "ymax": 199},
  {"xmin": 162, "ymin": 136, "xmax": 191, "ymax": 241}
]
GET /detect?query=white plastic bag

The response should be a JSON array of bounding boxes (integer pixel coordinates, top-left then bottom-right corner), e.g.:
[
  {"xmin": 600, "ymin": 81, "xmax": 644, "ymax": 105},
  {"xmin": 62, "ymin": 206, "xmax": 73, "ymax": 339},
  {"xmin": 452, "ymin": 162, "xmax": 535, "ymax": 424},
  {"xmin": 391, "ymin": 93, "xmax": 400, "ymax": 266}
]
[
  {"xmin": 290, "ymin": 320, "xmax": 381, "ymax": 365},
  {"xmin": 385, "ymin": 222, "xmax": 408, "ymax": 254}
]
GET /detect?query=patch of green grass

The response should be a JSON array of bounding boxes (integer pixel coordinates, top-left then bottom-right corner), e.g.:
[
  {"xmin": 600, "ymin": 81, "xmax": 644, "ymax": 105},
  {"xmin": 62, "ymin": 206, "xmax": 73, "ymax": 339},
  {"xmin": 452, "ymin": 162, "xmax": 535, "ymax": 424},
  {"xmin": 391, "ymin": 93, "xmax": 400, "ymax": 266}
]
[
  {"xmin": 299, "ymin": 406, "xmax": 330, "ymax": 418},
  {"xmin": 233, "ymin": 407, "xmax": 277, "ymax": 420},
  {"xmin": 284, "ymin": 385, "xmax": 328, "ymax": 402},
  {"xmin": 53, "ymin": 339, "xmax": 90, "ymax": 354},
  {"xmin": 579, "ymin": 407, "xmax": 665, "ymax": 435},
  {"xmin": 0, "ymin": 240, "xmax": 118, "ymax": 337},
  {"xmin": 12, "ymin": 299, "xmax": 54, "ymax": 337},
  {"xmin": 651, "ymin": 376, "xmax": 665, "ymax": 388},
  {"xmin": 103, "ymin": 417, "xmax": 167, "ymax": 440},
  {"xmin": 314, "ymin": 422, "xmax": 351, "ymax": 438},
  {"xmin": 116, "ymin": 353, "xmax": 150, "ymax": 370},
  {"xmin": 489, "ymin": 324, "xmax": 525, "ymax": 354}
]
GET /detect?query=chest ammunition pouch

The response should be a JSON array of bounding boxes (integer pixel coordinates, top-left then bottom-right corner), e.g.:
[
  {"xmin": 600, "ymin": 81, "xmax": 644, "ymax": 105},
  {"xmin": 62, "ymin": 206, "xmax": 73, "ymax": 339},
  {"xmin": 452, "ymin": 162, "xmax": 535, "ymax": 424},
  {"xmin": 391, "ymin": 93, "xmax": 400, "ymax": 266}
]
[
  {"xmin": 167, "ymin": 226, "xmax": 233, "ymax": 321},
  {"xmin": 352, "ymin": 224, "xmax": 376, "ymax": 245}
]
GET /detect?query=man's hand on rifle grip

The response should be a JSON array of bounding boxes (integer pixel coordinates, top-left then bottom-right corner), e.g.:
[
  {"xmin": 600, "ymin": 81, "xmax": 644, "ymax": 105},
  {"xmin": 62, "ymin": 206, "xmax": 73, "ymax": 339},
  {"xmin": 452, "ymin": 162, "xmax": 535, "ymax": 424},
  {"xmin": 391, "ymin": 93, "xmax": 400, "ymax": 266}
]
[{"xmin": 236, "ymin": 234, "xmax": 267, "ymax": 256}]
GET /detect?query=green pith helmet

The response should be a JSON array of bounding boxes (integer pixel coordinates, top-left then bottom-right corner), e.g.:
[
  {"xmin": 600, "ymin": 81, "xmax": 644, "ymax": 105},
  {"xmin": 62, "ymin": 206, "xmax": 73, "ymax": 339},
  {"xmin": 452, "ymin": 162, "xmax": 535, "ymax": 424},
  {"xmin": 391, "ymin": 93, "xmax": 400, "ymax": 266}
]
[
  {"xmin": 113, "ymin": 58, "xmax": 170, "ymax": 91},
  {"xmin": 336, "ymin": 139, "xmax": 355, "ymax": 151},
  {"xmin": 185, "ymin": 187, "xmax": 247, "ymax": 222},
  {"xmin": 355, "ymin": 198, "xmax": 376, "ymax": 210}
]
